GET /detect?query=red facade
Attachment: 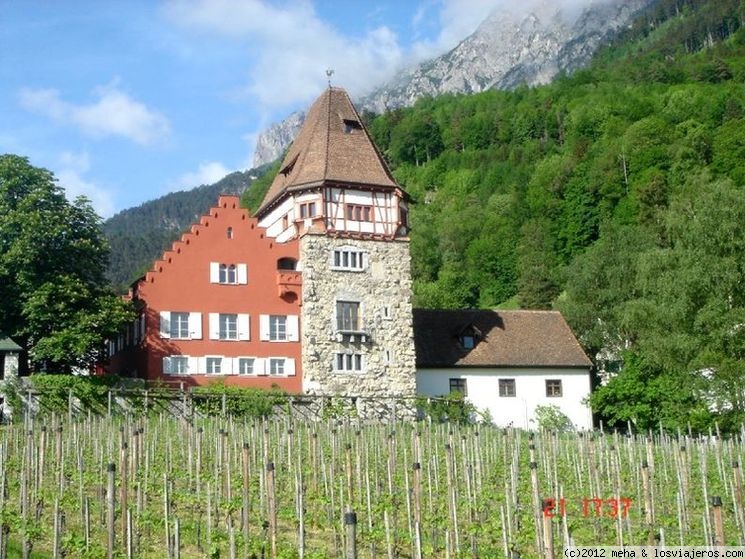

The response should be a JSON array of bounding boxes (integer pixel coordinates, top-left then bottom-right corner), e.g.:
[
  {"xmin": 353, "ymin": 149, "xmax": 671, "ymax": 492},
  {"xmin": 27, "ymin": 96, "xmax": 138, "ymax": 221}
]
[{"xmin": 107, "ymin": 195, "xmax": 302, "ymax": 391}]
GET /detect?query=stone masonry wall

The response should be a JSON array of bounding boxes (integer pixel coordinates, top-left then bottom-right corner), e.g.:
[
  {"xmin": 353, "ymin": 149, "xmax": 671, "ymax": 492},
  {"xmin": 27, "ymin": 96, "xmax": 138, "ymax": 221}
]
[{"xmin": 299, "ymin": 232, "xmax": 417, "ymax": 411}]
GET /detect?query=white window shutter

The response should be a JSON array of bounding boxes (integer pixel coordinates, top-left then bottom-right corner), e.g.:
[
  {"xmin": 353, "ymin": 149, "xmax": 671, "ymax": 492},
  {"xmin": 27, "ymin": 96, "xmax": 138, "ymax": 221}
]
[
  {"xmin": 285, "ymin": 359, "xmax": 296, "ymax": 376},
  {"xmin": 197, "ymin": 357, "xmax": 207, "ymax": 374},
  {"xmin": 259, "ymin": 315, "xmax": 270, "ymax": 341},
  {"xmin": 232, "ymin": 357, "xmax": 241, "ymax": 373},
  {"xmin": 209, "ymin": 262, "xmax": 220, "ymax": 283},
  {"xmin": 187, "ymin": 356, "xmax": 198, "ymax": 375},
  {"xmin": 189, "ymin": 312, "xmax": 202, "ymax": 339},
  {"xmin": 162, "ymin": 356, "xmax": 172, "ymax": 375},
  {"xmin": 255, "ymin": 358, "xmax": 267, "ymax": 375},
  {"xmin": 237, "ymin": 263, "xmax": 248, "ymax": 284},
  {"xmin": 222, "ymin": 357, "xmax": 233, "ymax": 375},
  {"xmin": 238, "ymin": 314, "xmax": 250, "ymax": 340},
  {"xmin": 159, "ymin": 311, "xmax": 171, "ymax": 338},
  {"xmin": 287, "ymin": 315, "xmax": 299, "ymax": 341},
  {"xmin": 209, "ymin": 313, "xmax": 220, "ymax": 340}
]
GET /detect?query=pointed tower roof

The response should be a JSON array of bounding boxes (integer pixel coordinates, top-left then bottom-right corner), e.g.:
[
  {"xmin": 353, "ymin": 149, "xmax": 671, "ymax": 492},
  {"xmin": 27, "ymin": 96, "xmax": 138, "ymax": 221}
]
[{"xmin": 257, "ymin": 87, "xmax": 400, "ymax": 214}]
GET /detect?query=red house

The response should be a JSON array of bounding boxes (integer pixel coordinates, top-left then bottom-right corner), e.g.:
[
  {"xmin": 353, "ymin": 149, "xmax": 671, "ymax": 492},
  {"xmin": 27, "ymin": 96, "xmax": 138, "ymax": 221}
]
[{"xmin": 108, "ymin": 195, "xmax": 303, "ymax": 391}]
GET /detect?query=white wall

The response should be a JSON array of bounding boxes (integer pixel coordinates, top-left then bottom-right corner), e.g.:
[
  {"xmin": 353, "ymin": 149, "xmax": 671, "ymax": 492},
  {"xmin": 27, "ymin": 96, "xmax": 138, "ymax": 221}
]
[{"xmin": 416, "ymin": 367, "xmax": 593, "ymax": 430}]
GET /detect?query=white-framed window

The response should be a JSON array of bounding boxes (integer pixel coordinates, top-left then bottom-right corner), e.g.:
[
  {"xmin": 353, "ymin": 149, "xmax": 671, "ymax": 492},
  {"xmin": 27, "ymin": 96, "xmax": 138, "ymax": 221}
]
[
  {"xmin": 219, "ymin": 314, "xmax": 237, "ymax": 340},
  {"xmin": 237, "ymin": 357, "xmax": 255, "ymax": 375},
  {"xmin": 335, "ymin": 353, "xmax": 364, "ymax": 373},
  {"xmin": 210, "ymin": 262, "xmax": 248, "ymax": 284},
  {"xmin": 269, "ymin": 358, "xmax": 285, "ymax": 375},
  {"xmin": 170, "ymin": 312, "xmax": 189, "ymax": 338},
  {"xmin": 160, "ymin": 311, "xmax": 202, "ymax": 340},
  {"xmin": 382, "ymin": 305, "xmax": 392, "ymax": 320},
  {"xmin": 265, "ymin": 357, "xmax": 295, "ymax": 377},
  {"xmin": 336, "ymin": 301, "xmax": 361, "ymax": 332},
  {"xmin": 270, "ymin": 316, "xmax": 286, "ymax": 340},
  {"xmin": 209, "ymin": 313, "xmax": 249, "ymax": 341},
  {"xmin": 331, "ymin": 247, "xmax": 366, "ymax": 271},
  {"xmin": 206, "ymin": 357, "xmax": 222, "ymax": 375},
  {"xmin": 163, "ymin": 356, "xmax": 191, "ymax": 375},
  {"xmin": 259, "ymin": 315, "xmax": 299, "ymax": 342}
]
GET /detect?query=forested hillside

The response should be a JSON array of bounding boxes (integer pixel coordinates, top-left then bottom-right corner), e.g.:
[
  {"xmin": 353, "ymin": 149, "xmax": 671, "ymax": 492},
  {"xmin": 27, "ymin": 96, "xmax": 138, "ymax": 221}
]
[
  {"xmin": 244, "ymin": 0, "xmax": 745, "ymax": 431},
  {"xmin": 104, "ymin": 168, "xmax": 268, "ymax": 288}
]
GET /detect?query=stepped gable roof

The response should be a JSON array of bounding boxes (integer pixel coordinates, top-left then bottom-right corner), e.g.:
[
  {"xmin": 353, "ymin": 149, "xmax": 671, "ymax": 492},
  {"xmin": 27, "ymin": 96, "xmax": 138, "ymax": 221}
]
[
  {"xmin": 257, "ymin": 87, "xmax": 399, "ymax": 214},
  {"xmin": 413, "ymin": 309, "xmax": 592, "ymax": 369}
]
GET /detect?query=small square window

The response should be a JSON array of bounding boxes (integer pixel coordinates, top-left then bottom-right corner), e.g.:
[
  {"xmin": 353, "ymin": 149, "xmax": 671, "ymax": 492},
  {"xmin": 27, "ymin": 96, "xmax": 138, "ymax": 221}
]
[
  {"xmin": 166, "ymin": 356, "xmax": 189, "ymax": 375},
  {"xmin": 499, "ymin": 379, "xmax": 516, "ymax": 397},
  {"xmin": 269, "ymin": 358, "xmax": 285, "ymax": 375},
  {"xmin": 206, "ymin": 357, "xmax": 222, "ymax": 375},
  {"xmin": 462, "ymin": 335, "xmax": 475, "ymax": 349},
  {"xmin": 449, "ymin": 378, "xmax": 467, "ymax": 397},
  {"xmin": 546, "ymin": 379, "xmax": 562, "ymax": 398},
  {"xmin": 238, "ymin": 358, "xmax": 254, "ymax": 375}
]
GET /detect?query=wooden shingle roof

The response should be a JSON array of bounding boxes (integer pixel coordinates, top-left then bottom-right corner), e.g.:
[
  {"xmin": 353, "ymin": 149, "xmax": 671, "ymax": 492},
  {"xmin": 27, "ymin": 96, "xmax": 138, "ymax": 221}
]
[
  {"xmin": 413, "ymin": 309, "xmax": 592, "ymax": 369},
  {"xmin": 257, "ymin": 87, "xmax": 400, "ymax": 214}
]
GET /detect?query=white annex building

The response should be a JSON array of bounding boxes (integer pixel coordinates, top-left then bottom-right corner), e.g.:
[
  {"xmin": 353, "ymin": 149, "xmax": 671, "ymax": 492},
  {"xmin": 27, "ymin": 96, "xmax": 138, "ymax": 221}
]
[{"xmin": 414, "ymin": 309, "xmax": 593, "ymax": 429}]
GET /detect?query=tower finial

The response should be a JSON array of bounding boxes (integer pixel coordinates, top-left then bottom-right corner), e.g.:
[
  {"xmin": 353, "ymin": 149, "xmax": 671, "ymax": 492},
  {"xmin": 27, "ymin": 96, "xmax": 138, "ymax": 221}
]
[{"xmin": 325, "ymin": 68, "xmax": 334, "ymax": 88}]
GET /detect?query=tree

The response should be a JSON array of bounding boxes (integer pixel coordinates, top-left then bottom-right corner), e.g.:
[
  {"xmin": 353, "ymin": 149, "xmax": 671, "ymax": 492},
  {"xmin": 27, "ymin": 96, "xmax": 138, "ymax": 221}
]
[{"xmin": 0, "ymin": 154, "xmax": 133, "ymax": 372}]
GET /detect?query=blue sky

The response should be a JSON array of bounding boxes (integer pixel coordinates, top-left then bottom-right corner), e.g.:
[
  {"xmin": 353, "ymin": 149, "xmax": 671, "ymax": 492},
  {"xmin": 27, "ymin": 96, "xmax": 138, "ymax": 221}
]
[{"xmin": 1, "ymin": 0, "xmax": 504, "ymax": 217}]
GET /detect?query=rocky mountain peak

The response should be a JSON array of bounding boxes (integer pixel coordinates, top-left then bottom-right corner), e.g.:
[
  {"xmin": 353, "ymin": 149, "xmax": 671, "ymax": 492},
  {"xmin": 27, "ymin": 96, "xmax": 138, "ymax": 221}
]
[{"xmin": 252, "ymin": 0, "xmax": 651, "ymax": 167}]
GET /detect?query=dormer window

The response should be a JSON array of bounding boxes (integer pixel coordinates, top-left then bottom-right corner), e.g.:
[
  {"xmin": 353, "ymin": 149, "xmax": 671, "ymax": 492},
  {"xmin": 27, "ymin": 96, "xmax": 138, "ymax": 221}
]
[
  {"xmin": 343, "ymin": 119, "xmax": 362, "ymax": 134},
  {"xmin": 280, "ymin": 154, "xmax": 298, "ymax": 176},
  {"xmin": 458, "ymin": 325, "xmax": 481, "ymax": 350}
]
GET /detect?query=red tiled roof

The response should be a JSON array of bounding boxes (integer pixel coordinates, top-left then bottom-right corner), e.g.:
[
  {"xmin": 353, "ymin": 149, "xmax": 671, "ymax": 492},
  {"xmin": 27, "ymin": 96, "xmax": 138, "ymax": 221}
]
[
  {"xmin": 257, "ymin": 87, "xmax": 400, "ymax": 214},
  {"xmin": 413, "ymin": 309, "xmax": 592, "ymax": 368}
]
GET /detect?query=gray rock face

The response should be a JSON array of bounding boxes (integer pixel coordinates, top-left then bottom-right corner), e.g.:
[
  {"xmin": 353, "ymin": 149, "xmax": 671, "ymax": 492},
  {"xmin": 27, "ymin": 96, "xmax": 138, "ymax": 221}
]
[
  {"xmin": 252, "ymin": 110, "xmax": 304, "ymax": 167},
  {"xmin": 361, "ymin": 0, "xmax": 650, "ymax": 113},
  {"xmin": 252, "ymin": 0, "xmax": 650, "ymax": 166}
]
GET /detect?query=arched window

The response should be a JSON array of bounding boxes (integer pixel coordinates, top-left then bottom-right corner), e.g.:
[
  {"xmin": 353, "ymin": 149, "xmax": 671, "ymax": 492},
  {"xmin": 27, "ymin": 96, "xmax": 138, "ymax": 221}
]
[
  {"xmin": 226, "ymin": 227, "xmax": 233, "ymax": 239},
  {"xmin": 227, "ymin": 264, "xmax": 237, "ymax": 284},
  {"xmin": 277, "ymin": 257, "xmax": 297, "ymax": 270},
  {"xmin": 219, "ymin": 264, "xmax": 228, "ymax": 284}
]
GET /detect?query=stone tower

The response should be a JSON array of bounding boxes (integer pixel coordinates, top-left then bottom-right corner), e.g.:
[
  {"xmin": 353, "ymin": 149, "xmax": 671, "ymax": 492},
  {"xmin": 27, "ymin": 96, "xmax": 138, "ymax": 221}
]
[{"xmin": 255, "ymin": 87, "xmax": 416, "ymax": 412}]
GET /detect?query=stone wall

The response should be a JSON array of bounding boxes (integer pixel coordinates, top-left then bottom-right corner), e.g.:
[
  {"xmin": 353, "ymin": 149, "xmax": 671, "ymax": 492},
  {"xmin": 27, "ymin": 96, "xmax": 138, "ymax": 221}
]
[{"xmin": 299, "ymin": 232, "xmax": 417, "ymax": 409}]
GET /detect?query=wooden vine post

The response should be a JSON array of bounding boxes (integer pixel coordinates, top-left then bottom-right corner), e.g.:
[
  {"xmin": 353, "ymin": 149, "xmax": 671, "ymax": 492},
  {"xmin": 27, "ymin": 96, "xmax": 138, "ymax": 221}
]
[
  {"xmin": 711, "ymin": 496, "xmax": 724, "ymax": 548},
  {"xmin": 267, "ymin": 461, "xmax": 277, "ymax": 559},
  {"xmin": 542, "ymin": 498, "xmax": 555, "ymax": 559},
  {"xmin": 242, "ymin": 442, "xmax": 251, "ymax": 552},
  {"xmin": 345, "ymin": 509, "xmax": 357, "ymax": 559},
  {"xmin": 107, "ymin": 462, "xmax": 116, "ymax": 559}
]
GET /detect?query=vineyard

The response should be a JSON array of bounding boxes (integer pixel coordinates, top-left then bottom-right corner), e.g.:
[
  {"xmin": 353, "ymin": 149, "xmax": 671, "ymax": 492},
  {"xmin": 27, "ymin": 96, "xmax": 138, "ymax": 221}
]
[{"xmin": 0, "ymin": 411, "xmax": 744, "ymax": 558}]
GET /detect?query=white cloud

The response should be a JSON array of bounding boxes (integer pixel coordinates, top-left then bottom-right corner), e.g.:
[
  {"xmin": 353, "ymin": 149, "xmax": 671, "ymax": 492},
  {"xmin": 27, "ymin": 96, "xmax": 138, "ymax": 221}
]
[
  {"xmin": 18, "ymin": 84, "xmax": 170, "ymax": 146},
  {"xmin": 164, "ymin": 0, "xmax": 404, "ymax": 111},
  {"xmin": 174, "ymin": 161, "xmax": 232, "ymax": 189},
  {"xmin": 55, "ymin": 151, "xmax": 117, "ymax": 218}
]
